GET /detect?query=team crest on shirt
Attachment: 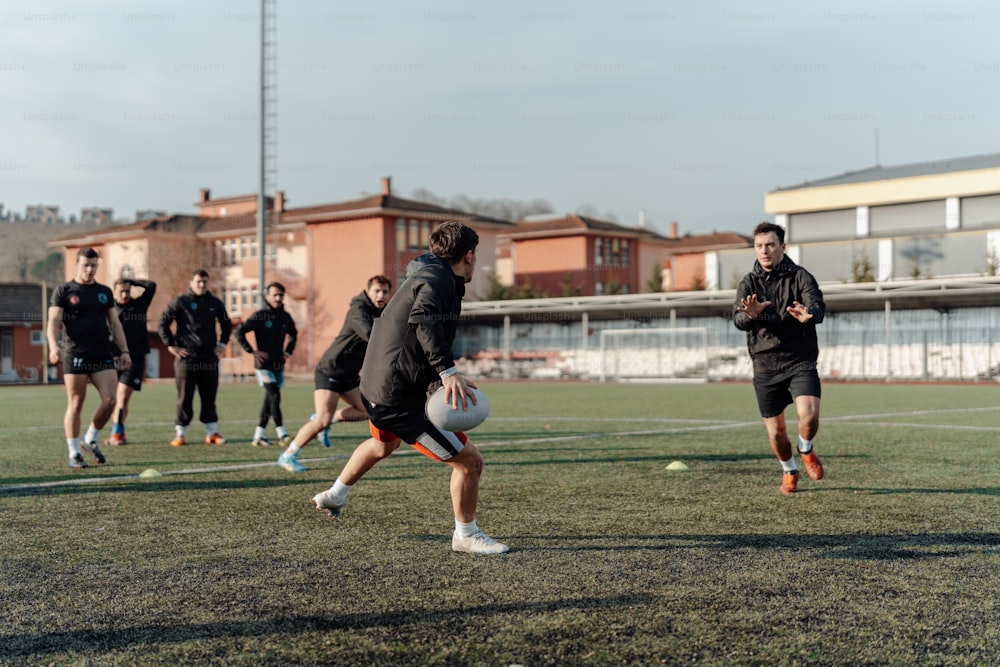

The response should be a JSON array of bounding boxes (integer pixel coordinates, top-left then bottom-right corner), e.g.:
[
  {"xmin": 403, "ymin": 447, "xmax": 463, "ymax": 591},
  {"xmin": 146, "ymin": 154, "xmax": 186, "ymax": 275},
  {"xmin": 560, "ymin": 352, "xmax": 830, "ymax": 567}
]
[
  {"xmin": 190, "ymin": 302, "xmax": 198, "ymax": 310},
  {"xmin": 69, "ymin": 295, "xmax": 81, "ymax": 306},
  {"xmin": 265, "ymin": 320, "xmax": 273, "ymax": 328},
  {"xmin": 98, "ymin": 293, "xmax": 108, "ymax": 304}
]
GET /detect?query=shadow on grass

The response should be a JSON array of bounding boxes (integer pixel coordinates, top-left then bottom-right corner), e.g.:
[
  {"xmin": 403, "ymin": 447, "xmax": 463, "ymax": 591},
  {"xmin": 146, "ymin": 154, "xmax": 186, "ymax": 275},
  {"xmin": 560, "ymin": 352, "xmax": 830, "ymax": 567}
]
[
  {"xmin": 0, "ymin": 593, "xmax": 656, "ymax": 659},
  {"xmin": 859, "ymin": 486, "xmax": 1000, "ymax": 496},
  {"xmin": 492, "ymin": 452, "xmax": 775, "ymax": 466},
  {"xmin": 515, "ymin": 531, "xmax": 1000, "ymax": 560},
  {"xmin": 0, "ymin": 473, "xmax": 419, "ymax": 498}
]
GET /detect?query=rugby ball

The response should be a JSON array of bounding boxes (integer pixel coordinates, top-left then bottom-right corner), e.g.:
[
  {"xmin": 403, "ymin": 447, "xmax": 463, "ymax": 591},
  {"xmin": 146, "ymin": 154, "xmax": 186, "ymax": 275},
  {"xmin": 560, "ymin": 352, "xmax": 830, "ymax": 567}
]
[{"xmin": 425, "ymin": 386, "xmax": 490, "ymax": 432}]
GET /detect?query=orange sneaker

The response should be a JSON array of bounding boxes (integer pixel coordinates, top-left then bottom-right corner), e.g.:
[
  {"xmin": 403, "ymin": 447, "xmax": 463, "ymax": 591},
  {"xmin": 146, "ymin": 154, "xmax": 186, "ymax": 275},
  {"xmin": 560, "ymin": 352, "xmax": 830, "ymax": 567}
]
[
  {"xmin": 205, "ymin": 433, "xmax": 227, "ymax": 445},
  {"xmin": 780, "ymin": 470, "xmax": 799, "ymax": 494},
  {"xmin": 800, "ymin": 450, "xmax": 824, "ymax": 481},
  {"xmin": 105, "ymin": 432, "xmax": 127, "ymax": 446},
  {"xmin": 170, "ymin": 435, "xmax": 186, "ymax": 447}
]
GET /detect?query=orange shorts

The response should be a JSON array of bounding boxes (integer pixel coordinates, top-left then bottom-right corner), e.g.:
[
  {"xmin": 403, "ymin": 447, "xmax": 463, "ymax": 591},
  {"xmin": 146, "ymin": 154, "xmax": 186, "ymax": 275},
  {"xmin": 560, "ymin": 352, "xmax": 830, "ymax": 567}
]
[{"xmin": 369, "ymin": 421, "xmax": 468, "ymax": 461}]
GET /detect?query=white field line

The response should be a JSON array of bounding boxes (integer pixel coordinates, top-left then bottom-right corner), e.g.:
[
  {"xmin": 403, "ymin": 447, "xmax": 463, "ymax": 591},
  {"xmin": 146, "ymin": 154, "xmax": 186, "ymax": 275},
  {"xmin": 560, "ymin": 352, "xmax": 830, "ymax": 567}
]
[{"xmin": 3, "ymin": 405, "xmax": 996, "ymax": 492}]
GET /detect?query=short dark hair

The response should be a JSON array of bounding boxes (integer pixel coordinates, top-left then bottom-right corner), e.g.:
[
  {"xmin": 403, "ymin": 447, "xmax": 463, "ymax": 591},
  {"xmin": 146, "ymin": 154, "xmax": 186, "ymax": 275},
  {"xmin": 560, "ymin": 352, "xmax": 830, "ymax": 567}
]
[
  {"xmin": 265, "ymin": 282, "xmax": 285, "ymax": 293},
  {"xmin": 192, "ymin": 269, "xmax": 210, "ymax": 279},
  {"xmin": 429, "ymin": 221, "xmax": 479, "ymax": 264},
  {"xmin": 753, "ymin": 221, "xmax": 785, "ymax": 245},
  {"xmin": 113, "ymin": 278, "xmax": 130, "ymax": 289},
  {"xmin": 367, "ymin": 275, "xmax": 392, "ymax": 289},
  {"xmin": 77, "ymin": 247, "xmax": 99, "ymax": 261}
]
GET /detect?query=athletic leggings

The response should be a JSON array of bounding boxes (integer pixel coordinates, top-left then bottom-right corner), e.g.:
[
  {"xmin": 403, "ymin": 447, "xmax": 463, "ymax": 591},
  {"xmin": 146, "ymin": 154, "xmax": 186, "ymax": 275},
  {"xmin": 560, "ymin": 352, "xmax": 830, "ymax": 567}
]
[{"xmin": 258, "ymin": 382, "xmax": 283, "ymax": 428}]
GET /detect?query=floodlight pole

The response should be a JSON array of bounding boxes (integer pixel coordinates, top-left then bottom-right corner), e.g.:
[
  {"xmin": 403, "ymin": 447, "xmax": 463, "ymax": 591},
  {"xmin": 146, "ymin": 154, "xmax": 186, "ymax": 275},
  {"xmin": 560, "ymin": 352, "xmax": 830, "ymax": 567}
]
[{"xmin": 256, "ymin": 0, "xmax": 266, "ymax": 299}]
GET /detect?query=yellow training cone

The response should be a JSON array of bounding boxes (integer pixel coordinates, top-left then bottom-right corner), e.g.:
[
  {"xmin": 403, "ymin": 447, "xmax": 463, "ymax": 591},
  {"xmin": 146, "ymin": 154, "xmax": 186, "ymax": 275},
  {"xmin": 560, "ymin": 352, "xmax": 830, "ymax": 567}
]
[
  {"xmin": 665, "ymin": 461, "xmax": 689, "ymax": 471},
  {"xmin": 138, "ymin": 468, "xmax": 162, "ymax": 478}
]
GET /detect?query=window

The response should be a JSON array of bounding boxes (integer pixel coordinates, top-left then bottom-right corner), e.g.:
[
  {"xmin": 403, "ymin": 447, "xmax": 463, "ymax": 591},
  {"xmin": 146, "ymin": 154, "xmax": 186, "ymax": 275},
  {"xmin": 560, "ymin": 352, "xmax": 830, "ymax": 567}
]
[
  {"xmin": 595, "ymin": 281, "xmax": 604, "ymax": 295},
  {"xmin": 408, "ymin": 219, "xmax": 421, "ymax": 250},
  {"xmin": 420, "ymin": 220, "xmax": 431, "ymax": 248},
  {"xmin": 396, "ymin": 219, "xmax": 407, "ymax": 251},
  {"xmin": 621, "ymin": 239, "xmax": 630, "ymax": 267},
  {"xmin": 595, "ymin": 238, "xmax": 604, "ymax": 265},
  {"xmin": 30, "ymin": 330, "xmax": 44, "ymax": 345}
]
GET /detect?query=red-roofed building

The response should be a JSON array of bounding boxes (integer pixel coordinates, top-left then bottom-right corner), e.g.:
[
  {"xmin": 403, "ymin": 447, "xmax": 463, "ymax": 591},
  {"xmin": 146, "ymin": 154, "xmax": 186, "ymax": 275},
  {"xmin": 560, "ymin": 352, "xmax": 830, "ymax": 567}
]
[
  {"xmin": 0, "ymin": 283, "xmax": 47, "ymax": 383},
  {"xmin": 498, "ymin": 214, "xmax": 673, "ymax": 296},
  {"xmin": 48, "ymin": 179, "xmax": 514, "ymax": 377}
]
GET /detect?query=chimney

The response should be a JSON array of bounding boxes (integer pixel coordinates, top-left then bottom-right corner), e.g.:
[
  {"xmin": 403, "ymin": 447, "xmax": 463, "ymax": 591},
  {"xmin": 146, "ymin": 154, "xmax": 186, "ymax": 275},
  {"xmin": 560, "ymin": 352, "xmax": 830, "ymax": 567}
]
[
  {"xmin": 670, "ymin": 221, "xmax": 679, "ymax": 239},
  {"xmin": 198, "ymin": 187, "xmax": 211, "ymax": 203},
  {"xmin": 381, "ymin": 176, "xmax": 392, "ymax": 196},
  {"xmin": 638, "ymin": 208, "xmax": 646, "ymax": 229},
  {"xmin": 275, "ymin": 190, "xmax": 286, "ymax": 213}
]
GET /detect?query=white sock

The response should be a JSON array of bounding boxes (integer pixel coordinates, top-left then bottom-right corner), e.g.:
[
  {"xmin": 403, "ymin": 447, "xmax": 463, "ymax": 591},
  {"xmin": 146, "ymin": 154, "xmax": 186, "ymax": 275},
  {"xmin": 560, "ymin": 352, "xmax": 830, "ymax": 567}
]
[
  {"xmin": 797, "ymin": 436, "xmax": 813, "ymax": 454},
  {"xmin": 84, "ymin": 426, "xmax": 99, "ymax": 445},
  {"xmin": 175, "ymin": 425, "xmax": 187, "ymax": 437},
  {"xmin": 276, "ymin": 426, "xmax": 289, "ymax": 438},
  {"xmin": 780, "ymin": 457, "xmax": 798, "ymax": 473},
  {"xmin": 205, "ymin": 422, "xmax": 218, "ymax": 436},
  {"xmin": 455, "ymin": 518, "xmax": 479, "ymax": 538},
  {"xmin": 67, "ymin": 438, "xmax": 81, "ymax": 456},
  {"xmin": 330, "ymin": 479, "xmax": 352, "ymax": 505},
  {"xmin": 330, "ymin": 414, "xmax": 339, "ymax": 424},
  {"xmin": 286, "ymin": 442, "xmax": 302, "ymax": 455},
  {"xmin": 254, "ymin": 426, "xmax": 266, "ymax": 441}
]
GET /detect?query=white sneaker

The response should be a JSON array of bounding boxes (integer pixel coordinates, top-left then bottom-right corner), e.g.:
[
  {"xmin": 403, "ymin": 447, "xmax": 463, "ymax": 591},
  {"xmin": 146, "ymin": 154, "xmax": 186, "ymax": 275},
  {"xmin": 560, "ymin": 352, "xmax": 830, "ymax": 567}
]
[
  {"xmin": 311, "ymin": 490, "xmax": 343, "ymax": 518},
  {"xmin": 278, "ymin": 451, "xmax": 307, "ymax": 473},
  {"xmin": 452, "ymin": 529, "xmax": 510, "ymax": 554}
]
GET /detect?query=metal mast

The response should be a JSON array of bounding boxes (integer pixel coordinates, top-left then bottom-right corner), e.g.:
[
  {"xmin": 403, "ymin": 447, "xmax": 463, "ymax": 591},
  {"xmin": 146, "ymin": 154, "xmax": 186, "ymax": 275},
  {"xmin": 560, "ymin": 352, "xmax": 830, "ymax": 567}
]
[{"xmin": 257, "ymin": 0, "xmax": 277, "ymax": 301}]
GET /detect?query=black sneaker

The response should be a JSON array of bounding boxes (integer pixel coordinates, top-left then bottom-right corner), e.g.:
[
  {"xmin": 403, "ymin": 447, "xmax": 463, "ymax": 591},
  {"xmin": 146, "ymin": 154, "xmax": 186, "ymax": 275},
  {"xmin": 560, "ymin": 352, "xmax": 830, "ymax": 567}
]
[
  {"xmin": 69, "ymin": 453, "xmax": 89, "ymax": 469},
  {"xmin": 81, "ymin": 440, "xmax": 106, "ymax": 465}
]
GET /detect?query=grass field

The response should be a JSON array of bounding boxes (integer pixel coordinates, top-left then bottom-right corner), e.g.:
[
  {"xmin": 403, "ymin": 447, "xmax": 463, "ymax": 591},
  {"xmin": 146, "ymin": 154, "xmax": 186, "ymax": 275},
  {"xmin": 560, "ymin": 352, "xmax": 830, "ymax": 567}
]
[{"xmin": 1, "ymin": 380, "xmax": 997, "ymax": 666}]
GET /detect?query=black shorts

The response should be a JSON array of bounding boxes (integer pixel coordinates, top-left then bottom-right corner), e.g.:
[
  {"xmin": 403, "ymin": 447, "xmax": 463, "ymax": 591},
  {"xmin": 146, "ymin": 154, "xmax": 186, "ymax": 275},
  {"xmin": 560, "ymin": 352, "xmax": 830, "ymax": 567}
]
[
  {"xmin": 361, "ymin": 395, "xmax": 467, "ymax": 462},
  {"xmin": 63, "ymin": 354, "xmax": 117, "ymax": 376},
  {"xmin": 118, "ymin": 356, "xmax": 146, "ymax": 391},
  {"xmin": 314, "ymin": 368, "xmax": 361, "ymax": 394},
  {"xmin": 753, "ymin": 358, "xmax": 821, "ymax": 418}
]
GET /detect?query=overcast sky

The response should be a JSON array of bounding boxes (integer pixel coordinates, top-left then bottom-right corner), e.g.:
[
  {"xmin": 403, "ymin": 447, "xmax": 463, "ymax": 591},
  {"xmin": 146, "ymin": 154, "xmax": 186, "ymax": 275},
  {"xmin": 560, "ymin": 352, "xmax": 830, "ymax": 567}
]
[{"xmin": 2, "ymin": 0, "xmax": 998, "ymax": 235}]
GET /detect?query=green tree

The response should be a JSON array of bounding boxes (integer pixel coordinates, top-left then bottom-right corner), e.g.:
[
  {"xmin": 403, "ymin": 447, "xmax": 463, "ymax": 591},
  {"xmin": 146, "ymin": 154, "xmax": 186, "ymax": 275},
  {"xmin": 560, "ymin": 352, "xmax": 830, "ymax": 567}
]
[
  {"xmin": 31, "ymin": 252, "xmax": 63, "ymax": 285},
  {"xmin": 851, "ymin": 251, "xmax": 876, "ymax": 283},
  {"xmin": 560, "ymin": 273, "xmax": 582, "ymax": 297},
  {"xmin": 689, "ymin": 274, "xmax": 706, "ymax": 291},
  {"xmin": 484, "ymin": 272, "xmax": 511, "ymax": 300},
  {"xmin": 645, "ymin": 265, "xmax": 664, "ymax": 292},
  {"xmin": 512, "ymin": 280, "xmax": 547, "ymax": 299}
]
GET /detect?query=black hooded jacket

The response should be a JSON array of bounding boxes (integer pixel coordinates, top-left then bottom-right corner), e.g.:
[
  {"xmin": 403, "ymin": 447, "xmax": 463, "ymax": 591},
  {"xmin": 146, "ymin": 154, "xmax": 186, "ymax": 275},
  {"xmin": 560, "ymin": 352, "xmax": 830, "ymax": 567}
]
[
  {"xmin": 316, "ymin": 291, "xmax": 384, "ymax": 381},
  {"xmin": 158, "ymin": 289, "xmax": 232, "ymax": 361},
  {"xmin": 733, "ymin": 255, "xmax": 825, "ymax": 366},
  {"xmin": 360, "ymin": 254, "xmax": 464, "ymax": 412}
]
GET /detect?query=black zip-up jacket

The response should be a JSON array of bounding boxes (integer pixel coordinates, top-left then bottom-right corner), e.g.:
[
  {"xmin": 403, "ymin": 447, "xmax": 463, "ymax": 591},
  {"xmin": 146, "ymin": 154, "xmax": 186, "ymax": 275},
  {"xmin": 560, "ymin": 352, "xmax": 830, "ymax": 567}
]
[
  {"xmin": 361, "ymin": 254, "xmax": 464, "ymax": 412},
  {"xmin": 158, "ymin": 289, "xmax": 232, "ymax": 361},
  {"xmin": 234, "ymin": 304, "xmax": 297, "ymax": 371},
  {"xmin": 113, "ymin": 279, "xmax": 156, "ymax": 357},
  {"xmin": 316, "ymin": 291, "xmax": 384, "ymax": 381},
  {"xmin": 733, "ymin": 256, "xmax": 825, "ymax": 366}
]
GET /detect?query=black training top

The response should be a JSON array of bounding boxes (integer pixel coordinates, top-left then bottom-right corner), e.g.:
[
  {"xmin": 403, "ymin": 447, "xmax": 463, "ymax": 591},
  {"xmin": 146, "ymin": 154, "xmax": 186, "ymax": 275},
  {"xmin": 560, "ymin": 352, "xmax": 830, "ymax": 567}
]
[
  {"xmin": 113, "ymin": 279, "xmax": 157, "ymax": 357},
  {"xmin": 50, "ymin": 280, "xmax": 116, "ymax": 358},
  {"xmin": 158, "ymin": 289, "xmax": 232, "ymax": 360},
  {"xmin": 316, "ymin": 291, "xmax": 384, "ymax": 381},
  {"xmin": 234, "ymin": 304, "xmax": 298, "ymax": 371}
]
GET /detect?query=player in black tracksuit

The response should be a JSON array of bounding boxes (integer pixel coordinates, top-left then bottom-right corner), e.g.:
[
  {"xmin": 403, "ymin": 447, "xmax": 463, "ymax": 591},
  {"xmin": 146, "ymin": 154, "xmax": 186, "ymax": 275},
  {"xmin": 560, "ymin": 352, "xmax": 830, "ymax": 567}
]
[
  {"xmin": 234, "ymin": 282, "xmax": 298, "ymax": 447},
  {"xmin": 734, "ymin": 221, "xmax": 827, "ymax": 494},
  {"xmin": 158, "ymin": 269, "xmax": 232, "ymax": 446},
  {"xmin": 310, "ymin": 221, "xmax": 509, "ymax": 555},
  {"xmin": 277, "ymin": 275, "xmax": 391, "ymax": 472},
  {"xmin": 106, "ymin": 277, "xmax": 156, "ymax": 445}
]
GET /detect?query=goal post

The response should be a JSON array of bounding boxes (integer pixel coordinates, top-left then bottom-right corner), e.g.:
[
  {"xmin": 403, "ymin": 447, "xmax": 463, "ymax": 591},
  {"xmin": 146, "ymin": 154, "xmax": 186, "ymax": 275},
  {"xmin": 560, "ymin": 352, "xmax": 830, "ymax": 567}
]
[{"xmin": 598, "ymin": 327, "xmax": 710, "ymax": 383}]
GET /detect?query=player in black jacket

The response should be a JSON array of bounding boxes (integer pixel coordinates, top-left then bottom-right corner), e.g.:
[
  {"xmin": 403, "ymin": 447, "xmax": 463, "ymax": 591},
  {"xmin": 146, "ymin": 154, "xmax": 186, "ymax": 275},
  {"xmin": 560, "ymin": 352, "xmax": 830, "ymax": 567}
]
[
  {"xmin": 277, "ymin": 275, "xmax": 391, "ymax": 472},
  {"xmin": 311, "ymin": 221, "xmax": 509, "ymax": 555},
  {"xmin": 158, "ymin": 269, "xmax": 232, "ymax": 447},
  {"xmin": 234, "ymin": 282, "xmax": 298, "ymax": 447},
  {"xmin": 734, "ymin": 221, "xmax": 826, "ymax": 494},
  {"xmin": 47, "ymin": 247, "xmax": 132, "ymax": 468},
  {"xmin": 105, "ymin": 277, "xmax": 156, "ymax": 446}
]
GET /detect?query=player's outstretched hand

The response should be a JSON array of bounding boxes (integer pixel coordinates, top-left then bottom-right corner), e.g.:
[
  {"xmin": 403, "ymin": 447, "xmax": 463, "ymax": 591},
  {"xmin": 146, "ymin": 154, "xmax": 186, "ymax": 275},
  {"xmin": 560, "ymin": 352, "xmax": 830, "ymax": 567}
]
[
  {"xmin": 787, "ymin": 301, "xmax": 814, "ymax": 322},
  {"xmin": 738, "ymin": 294, "xmax": 772, "ymax": 318}
]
